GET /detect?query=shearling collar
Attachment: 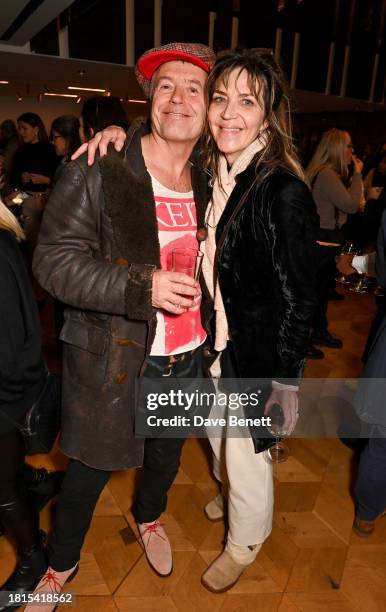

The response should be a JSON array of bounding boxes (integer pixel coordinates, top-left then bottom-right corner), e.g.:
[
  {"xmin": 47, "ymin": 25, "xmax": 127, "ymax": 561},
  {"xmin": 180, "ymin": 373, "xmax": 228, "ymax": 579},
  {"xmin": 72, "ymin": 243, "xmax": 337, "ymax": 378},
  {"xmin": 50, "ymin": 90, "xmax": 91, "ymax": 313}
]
[
  {"xmin": 99, "ymin": 119, "xmax": 160, "ymax": 267},
  {"xmin": 98, "ymin": 117, "xmax": 208, "ymax": 269}
]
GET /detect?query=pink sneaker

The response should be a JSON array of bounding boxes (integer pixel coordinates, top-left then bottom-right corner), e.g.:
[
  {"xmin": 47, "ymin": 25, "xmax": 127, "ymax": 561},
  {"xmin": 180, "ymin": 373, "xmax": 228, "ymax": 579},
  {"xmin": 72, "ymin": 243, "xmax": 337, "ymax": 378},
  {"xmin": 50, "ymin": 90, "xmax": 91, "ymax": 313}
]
[{"xmin": 138, "ymin": 519, "xmax": 173, "ymax": 577}]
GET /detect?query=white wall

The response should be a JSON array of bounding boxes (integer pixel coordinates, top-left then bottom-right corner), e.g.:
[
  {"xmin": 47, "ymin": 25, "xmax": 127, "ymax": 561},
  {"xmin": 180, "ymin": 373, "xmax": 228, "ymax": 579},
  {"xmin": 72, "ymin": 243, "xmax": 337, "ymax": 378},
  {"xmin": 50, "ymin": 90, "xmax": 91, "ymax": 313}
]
[
  {"xmin": 0, "ymin": 96, "xmax": 148, "ymax": 133},
  {"xmin": 0, "ymin": 96, "xmax": 83, "ymax": 133}
]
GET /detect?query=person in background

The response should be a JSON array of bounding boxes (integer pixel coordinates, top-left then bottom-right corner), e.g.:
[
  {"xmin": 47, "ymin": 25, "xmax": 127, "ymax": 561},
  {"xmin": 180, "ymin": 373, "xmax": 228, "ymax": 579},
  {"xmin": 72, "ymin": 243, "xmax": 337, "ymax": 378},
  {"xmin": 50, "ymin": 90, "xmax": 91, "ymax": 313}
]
[
  {"xmin": 360, "ymin": 143, "xmax": 375, "ymax": 178},
  {"xmin": 8, "ymin": 114, "xmax": 58, "ymax": 301},
  {"xmin": 0, "ymin": 120, "xmax": 20, "ymax": 195},
  {"xmin": 10, "ymin": 113, "xmax": 58, "ymax": 193},
  {"xmin": 337, "ymin": 208, "xmax": 386, "ymax": 538},
  {"xmin": 305, "ymin": 128, "xmax": 363, "ymax": 359},
  {"xmin": 80, "ymin": 96, "xmax": 129, "ymax": 142},
  {"xmin": 50, "ymin": 115, "xmax": 82, "ymax": 169},
  {"xmin": 0, "ymin": 198, "xmax": 64, "ymax": 611},
  {"xmin": 49, "ymin": 115, "xmax": 83, "ymax": 347},
  {"xmin": 363, "ymin": 152, "xmax": 386, "ymax": 199}
]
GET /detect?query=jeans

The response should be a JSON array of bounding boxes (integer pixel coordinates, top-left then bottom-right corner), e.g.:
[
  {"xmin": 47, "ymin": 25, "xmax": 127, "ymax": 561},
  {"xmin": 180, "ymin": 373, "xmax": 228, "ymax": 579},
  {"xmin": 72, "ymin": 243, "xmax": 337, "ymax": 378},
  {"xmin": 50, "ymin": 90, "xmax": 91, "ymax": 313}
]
[
  {"xmin": 132, "ymin": 348, "xmax": 204, "ymax": 522},
  {"xmin": 355, "ymin": 435, "xmax": 386, "ymax": 521}
]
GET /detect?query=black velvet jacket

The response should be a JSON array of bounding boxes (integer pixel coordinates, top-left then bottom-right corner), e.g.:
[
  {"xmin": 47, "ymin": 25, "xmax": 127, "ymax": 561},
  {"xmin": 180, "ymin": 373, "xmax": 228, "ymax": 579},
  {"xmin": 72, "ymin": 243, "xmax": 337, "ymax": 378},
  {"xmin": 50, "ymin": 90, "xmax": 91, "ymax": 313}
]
[{"xmin": 216, "ymin": 163, "xmax": 318, "ymax": 382}]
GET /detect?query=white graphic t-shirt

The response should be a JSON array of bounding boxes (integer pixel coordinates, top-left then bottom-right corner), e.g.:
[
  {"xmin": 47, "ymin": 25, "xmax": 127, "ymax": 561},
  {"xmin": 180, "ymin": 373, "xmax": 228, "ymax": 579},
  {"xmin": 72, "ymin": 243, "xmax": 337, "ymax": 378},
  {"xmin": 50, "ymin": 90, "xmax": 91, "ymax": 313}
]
[{"xmin": 149, "ymin": 174, "xmax": 206, "ymax": 356}]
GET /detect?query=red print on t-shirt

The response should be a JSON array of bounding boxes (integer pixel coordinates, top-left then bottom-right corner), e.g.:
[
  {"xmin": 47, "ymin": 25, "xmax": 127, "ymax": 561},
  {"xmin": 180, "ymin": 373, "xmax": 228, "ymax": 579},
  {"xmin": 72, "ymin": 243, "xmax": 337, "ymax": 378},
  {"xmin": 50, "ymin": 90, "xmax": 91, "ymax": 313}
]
[{"xmin": 152, "ymin": 194, "xmax": 206, "ymax": 355}]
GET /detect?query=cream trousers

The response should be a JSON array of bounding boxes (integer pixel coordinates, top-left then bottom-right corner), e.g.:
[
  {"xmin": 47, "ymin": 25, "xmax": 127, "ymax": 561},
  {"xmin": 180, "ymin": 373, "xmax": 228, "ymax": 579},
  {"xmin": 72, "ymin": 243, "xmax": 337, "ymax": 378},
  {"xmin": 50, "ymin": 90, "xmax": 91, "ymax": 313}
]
[{"xmin": 207, "ymin": 373, "xmax": 274, "ymax": 563}]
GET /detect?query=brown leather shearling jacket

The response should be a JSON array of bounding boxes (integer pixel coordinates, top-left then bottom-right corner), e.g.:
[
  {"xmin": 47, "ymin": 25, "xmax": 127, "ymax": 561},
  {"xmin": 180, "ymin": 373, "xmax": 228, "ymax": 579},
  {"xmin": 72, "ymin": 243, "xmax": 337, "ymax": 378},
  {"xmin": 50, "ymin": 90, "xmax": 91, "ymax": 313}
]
[{"xmin": 33, "ymin": 118, "xmax": 209, "ymax": 470}]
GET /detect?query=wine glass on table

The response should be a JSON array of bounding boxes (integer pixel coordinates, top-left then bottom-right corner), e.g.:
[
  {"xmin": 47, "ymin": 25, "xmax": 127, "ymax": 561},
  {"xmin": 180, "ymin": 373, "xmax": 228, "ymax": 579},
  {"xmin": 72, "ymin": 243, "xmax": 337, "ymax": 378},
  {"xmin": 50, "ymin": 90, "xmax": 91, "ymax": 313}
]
[
  {"xmin": 265, "ymin": 403, "xmax": 290, "ymax": 463},
  {"xmin": 337, "ymin": 241, "xmax": 357, "ymax": 284},
  {"xmin": 349, "ymin": 268, "xmax": 368, "ymax": 293}
]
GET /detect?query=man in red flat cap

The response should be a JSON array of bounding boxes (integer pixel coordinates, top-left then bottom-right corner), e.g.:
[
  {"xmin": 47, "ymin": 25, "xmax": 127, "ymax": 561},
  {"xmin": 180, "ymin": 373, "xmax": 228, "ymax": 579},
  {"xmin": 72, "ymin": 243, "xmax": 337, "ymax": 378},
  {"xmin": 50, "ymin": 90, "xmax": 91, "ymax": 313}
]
[{"xmin": 28, "ymin": 42, "xmax": 215, "ymax": 606}]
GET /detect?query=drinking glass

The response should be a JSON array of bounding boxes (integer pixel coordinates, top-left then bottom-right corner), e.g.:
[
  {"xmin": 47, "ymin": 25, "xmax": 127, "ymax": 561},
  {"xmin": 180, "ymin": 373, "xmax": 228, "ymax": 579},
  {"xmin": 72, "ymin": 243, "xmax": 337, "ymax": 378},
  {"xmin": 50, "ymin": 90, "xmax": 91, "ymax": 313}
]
[
  {"xmin": 349, "ymin": 273, "xmax": 368, "ymax": 294},
  {"xmin": 337, "ymin": 241, "xmax": 357, "ymax": 284},
  {"xmin": 171, "ymin": 248, "xmax": 203, "ymax": 280},
  {"xmin": 265, "ymin": 403, "xmax": 289, "ymax": 463}
]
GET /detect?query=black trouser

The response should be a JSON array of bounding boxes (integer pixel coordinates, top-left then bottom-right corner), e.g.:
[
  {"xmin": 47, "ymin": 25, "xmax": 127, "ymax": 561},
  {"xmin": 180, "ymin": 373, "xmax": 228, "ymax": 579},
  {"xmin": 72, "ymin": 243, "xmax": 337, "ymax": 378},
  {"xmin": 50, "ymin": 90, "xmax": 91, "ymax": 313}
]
[
  {"xmin": 47, "ymin": 459, "xmax": 111, "ymax": 570},
  {"xmin": 0, "ymin": 429, "xmax": 39, "ymax": 551},
  {"xmin": 0, "ymin": 429, "xmax": 25, "ymax": 506},
  {"xmin": 132, "ymin": 350, "xmax": 203, "ymax": 522},
  {"xmin": 48, "ymin": 348, "xmax": 203, "ymax": 571},
  {"xmin": 313, "ymin": 243, "xmax": 341, "ymax": 333}
]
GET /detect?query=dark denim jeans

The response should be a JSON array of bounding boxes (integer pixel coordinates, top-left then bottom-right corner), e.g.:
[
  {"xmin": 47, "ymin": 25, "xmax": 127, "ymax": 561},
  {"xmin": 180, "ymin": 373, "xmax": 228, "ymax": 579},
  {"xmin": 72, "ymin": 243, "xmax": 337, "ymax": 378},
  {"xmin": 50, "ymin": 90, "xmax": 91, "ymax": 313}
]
[
  {"xmin": 355, "ymin": 433, "xmax": 386, "ymax": 521},
  {"xmin": 132, "ymin": 347, "xmax": 204, "ymax": 523}
]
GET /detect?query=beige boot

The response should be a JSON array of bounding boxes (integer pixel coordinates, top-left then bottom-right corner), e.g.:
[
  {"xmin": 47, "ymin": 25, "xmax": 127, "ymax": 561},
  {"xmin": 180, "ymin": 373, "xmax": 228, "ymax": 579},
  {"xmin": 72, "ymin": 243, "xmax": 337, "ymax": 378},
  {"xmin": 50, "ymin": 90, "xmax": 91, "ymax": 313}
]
[
  {"xmin": 201, "ymin": 550, "xmax": 251, "ymax": 593},
  {"xmin": 204, "ymin": 493, "xmax": 225, "ymax": 521}
]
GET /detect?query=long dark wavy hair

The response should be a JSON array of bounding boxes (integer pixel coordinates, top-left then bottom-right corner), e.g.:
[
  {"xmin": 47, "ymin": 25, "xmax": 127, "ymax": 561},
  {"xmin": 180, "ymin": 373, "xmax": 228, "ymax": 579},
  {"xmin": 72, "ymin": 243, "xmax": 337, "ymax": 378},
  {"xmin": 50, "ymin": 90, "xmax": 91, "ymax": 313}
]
[
  {"xmin": 17, "ymin": 112, "xmax": 49, "ymax": 143},
  {"xmin": 202, "ymin": 48, "xmax": 303, "ymax": 181}
]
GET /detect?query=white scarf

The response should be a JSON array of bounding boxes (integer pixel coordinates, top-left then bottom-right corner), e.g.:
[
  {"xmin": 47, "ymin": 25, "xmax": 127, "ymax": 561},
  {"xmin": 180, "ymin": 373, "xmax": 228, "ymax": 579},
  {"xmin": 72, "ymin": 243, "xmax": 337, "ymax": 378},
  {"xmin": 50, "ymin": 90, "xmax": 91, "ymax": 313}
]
[{"xmin": 202, "ymin": 137, "xmax": 266, "ymax": 351}]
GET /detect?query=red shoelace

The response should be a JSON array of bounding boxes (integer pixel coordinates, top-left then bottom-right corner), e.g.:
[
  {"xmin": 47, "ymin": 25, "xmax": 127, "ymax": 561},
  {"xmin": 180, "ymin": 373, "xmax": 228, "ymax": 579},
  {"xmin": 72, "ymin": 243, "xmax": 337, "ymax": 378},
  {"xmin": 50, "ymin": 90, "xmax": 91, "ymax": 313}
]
[
  {"xmin": 140, "ymin": 520, "xmax": 167, "ymax": 545},
  {"xmin": 36, "ymin": 568, "xmax": 64, "ymax": 593}
]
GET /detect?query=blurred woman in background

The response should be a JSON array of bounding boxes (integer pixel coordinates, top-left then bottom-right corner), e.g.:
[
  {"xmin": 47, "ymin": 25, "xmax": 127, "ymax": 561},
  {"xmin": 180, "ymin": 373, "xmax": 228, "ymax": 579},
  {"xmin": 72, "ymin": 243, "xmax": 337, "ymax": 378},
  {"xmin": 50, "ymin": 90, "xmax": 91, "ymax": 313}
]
[
  {"xmin": 11, "ymin": 113, "xmax": 58, "ymax": 193},
  {"xmin": 80, "ymin": 96, "xmax": 128, "ymax": 142},
  {"xmin": 50, "ymin": 115, "xmax": 81, "ymax": 164},
  {"xmin": 49, "ymin": 115, "xmax": 82, "ymax": 346},
  {"xmin": 363, "ymin": 151, "xmax": 386, "ymax": 199},
  {"xmin": 306, "ymin": 128, "xmax": 363, "ymax": 358},
  {"xmin": 0, "ymin": 120, "xmax": 20, "ymax": 195}
]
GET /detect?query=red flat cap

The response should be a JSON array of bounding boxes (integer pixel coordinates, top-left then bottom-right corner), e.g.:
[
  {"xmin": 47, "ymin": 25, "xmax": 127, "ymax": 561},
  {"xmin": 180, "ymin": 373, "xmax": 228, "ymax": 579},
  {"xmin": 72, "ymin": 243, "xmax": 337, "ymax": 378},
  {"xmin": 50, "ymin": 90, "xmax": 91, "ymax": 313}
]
[{"xmin": 135, "ymin": 42, "xmax": 215, "ymax": 98}]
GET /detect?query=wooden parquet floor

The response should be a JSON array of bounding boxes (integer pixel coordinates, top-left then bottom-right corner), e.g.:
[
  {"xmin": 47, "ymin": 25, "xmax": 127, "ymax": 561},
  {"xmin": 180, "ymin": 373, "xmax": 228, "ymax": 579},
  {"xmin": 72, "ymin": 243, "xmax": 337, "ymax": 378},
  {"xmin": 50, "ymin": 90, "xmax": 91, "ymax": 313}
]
[{"xmin": 2, "ymin": 286, "xmax": 386, "ymax": 611}]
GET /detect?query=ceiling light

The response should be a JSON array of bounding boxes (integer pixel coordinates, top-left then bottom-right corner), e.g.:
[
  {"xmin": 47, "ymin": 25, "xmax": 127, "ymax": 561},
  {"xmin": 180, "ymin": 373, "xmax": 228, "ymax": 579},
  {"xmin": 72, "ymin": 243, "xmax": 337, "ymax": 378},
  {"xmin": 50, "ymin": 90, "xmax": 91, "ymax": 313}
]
[
  {"xmin": 76, "ymin": 96, "xmax": 82, "ymax": 104},
  {"xmin": 44, "ymin": 93, "xmax": 78, "ymax": 98},
  {"xmin": 68, "ymin": 86, "xmax": 106, "ymax": 93},
  {"xmin": 128, "ymin": 99, "xmax": 147, "ymax": 104},
  {"xmin": 0, "ymin": 80, "xmax": 9, "ymax": 85}
]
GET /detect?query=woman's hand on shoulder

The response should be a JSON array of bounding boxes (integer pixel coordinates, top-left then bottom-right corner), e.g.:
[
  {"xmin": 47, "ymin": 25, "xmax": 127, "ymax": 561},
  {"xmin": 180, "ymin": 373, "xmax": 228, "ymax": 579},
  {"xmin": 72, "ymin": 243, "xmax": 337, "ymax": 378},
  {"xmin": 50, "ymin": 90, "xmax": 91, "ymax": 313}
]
[{"xmin": 71, "ymin": 126, "xmax": 126, "ymax": 166}]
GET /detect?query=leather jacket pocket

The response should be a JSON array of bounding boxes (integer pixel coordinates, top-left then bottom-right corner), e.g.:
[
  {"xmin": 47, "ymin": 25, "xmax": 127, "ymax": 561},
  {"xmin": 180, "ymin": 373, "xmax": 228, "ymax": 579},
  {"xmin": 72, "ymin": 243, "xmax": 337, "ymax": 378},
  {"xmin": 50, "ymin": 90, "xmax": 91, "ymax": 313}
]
[{"xmin": 60, "ymin": 319, "xmax": 108, "ymax": 388}]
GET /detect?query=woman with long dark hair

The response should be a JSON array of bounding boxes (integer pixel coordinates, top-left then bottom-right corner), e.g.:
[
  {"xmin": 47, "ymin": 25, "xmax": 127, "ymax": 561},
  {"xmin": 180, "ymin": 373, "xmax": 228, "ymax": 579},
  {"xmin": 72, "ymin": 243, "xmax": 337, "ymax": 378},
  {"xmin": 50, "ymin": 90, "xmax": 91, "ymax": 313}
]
[
  {"xmin": 11, "ymin": 113, "xmax": 58, "ymax": 193},
  {"xmin": 198, "ymin": 48, "xmax": 317, "ymax": 592}
]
